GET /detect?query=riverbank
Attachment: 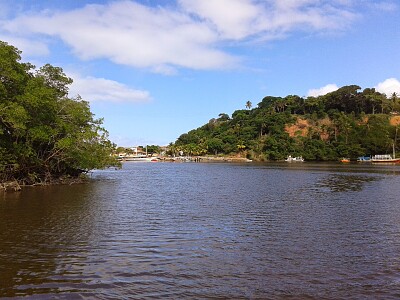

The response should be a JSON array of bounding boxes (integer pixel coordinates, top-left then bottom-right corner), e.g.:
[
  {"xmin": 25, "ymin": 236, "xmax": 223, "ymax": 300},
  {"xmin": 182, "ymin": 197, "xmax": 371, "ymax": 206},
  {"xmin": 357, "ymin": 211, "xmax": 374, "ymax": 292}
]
[
  {"xmin": 159, "ymin": 156, "xmax": 252, "ymax": 163},
  {"xmin": 0, "ymin": 175, "xmax": 89, "ymax": 193}
]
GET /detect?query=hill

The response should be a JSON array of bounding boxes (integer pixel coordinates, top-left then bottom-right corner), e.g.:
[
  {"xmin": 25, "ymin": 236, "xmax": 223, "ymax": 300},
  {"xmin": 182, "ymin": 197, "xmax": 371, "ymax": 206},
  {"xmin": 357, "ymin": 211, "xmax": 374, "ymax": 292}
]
[{"xmin": 170, "ymin": 85, "xmax": 400, "ymax": 161}]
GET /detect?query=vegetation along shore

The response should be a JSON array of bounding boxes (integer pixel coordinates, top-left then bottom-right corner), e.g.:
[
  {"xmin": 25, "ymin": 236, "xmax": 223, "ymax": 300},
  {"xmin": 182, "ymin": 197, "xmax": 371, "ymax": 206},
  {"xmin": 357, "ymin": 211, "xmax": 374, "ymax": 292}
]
[
  {"xmin": 170, "ymin": 87, "xmax": 400, "ymax": 162},
  {"xmin": 0, "ymin": 41, "xmax": 120, "ymax": 191}
]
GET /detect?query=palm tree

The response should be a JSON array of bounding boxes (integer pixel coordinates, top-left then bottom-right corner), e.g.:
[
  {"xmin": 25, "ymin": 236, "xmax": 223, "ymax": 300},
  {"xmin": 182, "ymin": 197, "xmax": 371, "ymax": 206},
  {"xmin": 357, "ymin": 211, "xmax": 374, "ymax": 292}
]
[
  {"xmin": 391, "ymin": 92, "xmax": 398, "ymax": 103},
  {"xmin": 245, "ymin": 101, "xmax": 252, "ymax": 110}
]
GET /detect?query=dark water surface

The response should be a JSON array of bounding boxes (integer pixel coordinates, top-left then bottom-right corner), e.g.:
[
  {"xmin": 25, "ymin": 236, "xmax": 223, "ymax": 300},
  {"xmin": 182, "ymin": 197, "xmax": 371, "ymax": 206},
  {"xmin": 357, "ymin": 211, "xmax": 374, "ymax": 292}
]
[{"xmin": 1, "ymin": 162, "xmax": 400, "ymax": 299}]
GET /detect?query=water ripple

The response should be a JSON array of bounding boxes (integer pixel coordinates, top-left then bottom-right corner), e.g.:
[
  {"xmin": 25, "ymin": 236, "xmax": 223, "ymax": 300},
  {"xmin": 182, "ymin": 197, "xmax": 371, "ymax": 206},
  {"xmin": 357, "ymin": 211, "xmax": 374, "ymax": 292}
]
[{"xmin": 1, "ymin": 162, "xmax": 400, "ymax": 298}]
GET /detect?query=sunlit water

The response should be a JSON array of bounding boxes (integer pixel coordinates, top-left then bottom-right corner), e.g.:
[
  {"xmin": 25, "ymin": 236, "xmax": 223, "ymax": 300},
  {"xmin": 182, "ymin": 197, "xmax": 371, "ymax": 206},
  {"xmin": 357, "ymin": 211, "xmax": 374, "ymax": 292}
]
[{"xmin": 1, "ymin": 162, "xmax": 400, "ymax": 299}]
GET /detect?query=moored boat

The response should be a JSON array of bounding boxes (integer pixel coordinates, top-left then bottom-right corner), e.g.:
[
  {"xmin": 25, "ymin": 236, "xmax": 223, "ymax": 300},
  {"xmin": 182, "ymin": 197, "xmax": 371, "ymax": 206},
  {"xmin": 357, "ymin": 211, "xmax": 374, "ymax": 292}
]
[
  {"xmin": 122, "ymin": 155, "xmax": 159, "ymax": 162},
  {"xmin": 357, "ymin": 156, "xmax": 371, "ymax": 162},
  {"xmin": 285, "ymin": 155, "xmax": 304, "ymax": 162},
  {"xmin": 371, "ymin": 154, "xmax": 400, "ymax": 164},
  {"xmin": 371, "ymin": 144, "xmax": 400, "ymax": 164},
  {"xmin": 340, "ymin": 158, "xmax": 350, "ymax": 163}
]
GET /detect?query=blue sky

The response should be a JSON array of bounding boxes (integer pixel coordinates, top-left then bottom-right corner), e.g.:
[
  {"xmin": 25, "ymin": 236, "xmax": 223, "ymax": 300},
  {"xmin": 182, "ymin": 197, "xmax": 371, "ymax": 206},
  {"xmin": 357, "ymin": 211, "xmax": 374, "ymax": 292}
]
[{"xmin": 1, "ymin": 0, "xmax": 399, "ymax": 146}]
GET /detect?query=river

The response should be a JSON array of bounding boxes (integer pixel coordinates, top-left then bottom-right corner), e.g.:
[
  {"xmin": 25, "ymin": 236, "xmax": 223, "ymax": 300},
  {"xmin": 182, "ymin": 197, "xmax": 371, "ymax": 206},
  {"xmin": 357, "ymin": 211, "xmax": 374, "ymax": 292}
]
[{"xmin": 1, "ymin": 162, "xmax": 400, "ymax": 299}]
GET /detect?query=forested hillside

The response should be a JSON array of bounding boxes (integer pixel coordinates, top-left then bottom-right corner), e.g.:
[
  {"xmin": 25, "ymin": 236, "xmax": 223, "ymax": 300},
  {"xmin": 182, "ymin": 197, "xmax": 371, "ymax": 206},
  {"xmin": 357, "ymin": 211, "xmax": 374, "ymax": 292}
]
[
  {"xmin": 0, "ymin": 41, "xmax": 119, "ymax": 186},
  {"xmin": 171, "ymin": 85, "xmax": 400, "ymax": 161}
]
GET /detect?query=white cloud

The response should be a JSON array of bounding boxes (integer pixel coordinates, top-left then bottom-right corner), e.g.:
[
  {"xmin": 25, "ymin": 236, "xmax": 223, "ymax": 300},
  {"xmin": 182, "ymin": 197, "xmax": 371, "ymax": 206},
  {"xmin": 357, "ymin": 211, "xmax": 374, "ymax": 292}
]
[
  {"xmin": 375, "ymin": 78, "xmax": 400, "ymax": 96},
  {"xmin": 0, "ymin": 1, "xmax": 361, "ymax": 71},
  {"xmin": 179, "ymin": 0, "xmax": 262, "ymax": 40},
  {"xmin": 307, "ymin": 83, "xmax": 339, "ymax": 97},
  {"xmin": 179, "ymin": 0, "xmax": 358, "ymax": 40},
  {"xmin": 2, "ymin": 1, "xmax": 236, "ymax": 71},
  {"xmin": 68, "ymin": 74, "xmax": 151, "ymax": 103},
  {"xmin": 0, "ymin": 35, "xmax": 49, "ymax": 56}
]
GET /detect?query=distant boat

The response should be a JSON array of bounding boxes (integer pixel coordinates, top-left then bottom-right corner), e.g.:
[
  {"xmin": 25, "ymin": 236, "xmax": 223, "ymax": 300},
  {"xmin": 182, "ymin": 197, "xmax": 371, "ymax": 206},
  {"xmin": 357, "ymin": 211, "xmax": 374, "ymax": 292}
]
[
  {"xmin": 371, "ymin": 154, "xmax": 400, "ymax": 164},
  {"xmin": 357, "ymin": 156, "xmax": 371, "ymax": 162},
  {"xmin": 123, "ymin": 156, "xmax": 159, "ymax": 162},
  {"xmin": 120, "ymin": 145, "xmax": 159, "ymax": 162},
  {"xmin": 371, "ymin": 144, "xmax": 400, "ymax": 164},
  {"xmin": 285, "ymin": 155, "xmax": 304, "ymax": 162},
  {"xmin": 340, "ymin": 158, "xmax": 350, "ymax": 163}
]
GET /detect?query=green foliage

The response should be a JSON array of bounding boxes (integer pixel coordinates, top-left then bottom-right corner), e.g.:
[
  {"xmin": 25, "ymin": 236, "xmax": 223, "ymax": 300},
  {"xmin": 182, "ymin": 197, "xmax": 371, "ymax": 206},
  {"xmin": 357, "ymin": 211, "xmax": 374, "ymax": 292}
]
[
  {"xmin": 146, "ymin": 145, "xmax": 161, "ymax": 154},
  {"xmin": 171, "ymin": 82, "xmax": 399, "ymax": 161},
  {"xmin": 0, "ymin": 41, "xmax": 119, "ymax": 184},
  {"xmin": 359, "ymin": 114, "xmax": 392, "ymax": 154}
]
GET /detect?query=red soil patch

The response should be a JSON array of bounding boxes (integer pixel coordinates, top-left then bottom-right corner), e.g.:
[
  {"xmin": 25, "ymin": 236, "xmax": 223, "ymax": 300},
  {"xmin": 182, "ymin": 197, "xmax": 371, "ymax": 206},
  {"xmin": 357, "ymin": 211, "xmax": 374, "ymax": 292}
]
[
  {"xmin": 390, "ymin": 116, "xmax": 400, "ymax": 126},
  {"xmin": 285, "ymin": 118, "xmax": 309, "ymax": 137}
]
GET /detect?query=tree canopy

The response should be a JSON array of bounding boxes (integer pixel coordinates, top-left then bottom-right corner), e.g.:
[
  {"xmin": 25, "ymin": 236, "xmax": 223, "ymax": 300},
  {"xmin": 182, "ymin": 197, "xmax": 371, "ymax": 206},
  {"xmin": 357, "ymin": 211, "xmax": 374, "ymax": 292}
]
[
  {"xmin": 0, "ymin": 41, "xmax": 119, "ymax": 184},
  {"xmin": 172, "ymin": 84, "xmax": 400, "ymax": 161}
]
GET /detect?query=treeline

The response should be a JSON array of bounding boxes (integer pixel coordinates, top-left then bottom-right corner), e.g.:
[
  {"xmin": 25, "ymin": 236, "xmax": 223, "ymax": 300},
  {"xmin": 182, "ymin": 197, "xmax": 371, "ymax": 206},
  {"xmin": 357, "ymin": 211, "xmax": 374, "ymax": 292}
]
[
  {"xmin": 171, "ymin": 85, "xmax": 400, "ymax": 161},
  {"xmin": 0, "ymin": 41, "xmax": 119, "ymax": 185}
]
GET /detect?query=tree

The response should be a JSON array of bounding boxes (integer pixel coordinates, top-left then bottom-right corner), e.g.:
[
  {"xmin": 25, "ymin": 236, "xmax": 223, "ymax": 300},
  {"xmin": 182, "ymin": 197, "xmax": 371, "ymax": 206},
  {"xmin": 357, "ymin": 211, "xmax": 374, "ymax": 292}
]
[
  {"xmin": 257, "ymin": 96, "xmax": 283, "ymax": 110},
  {"xmin": 285, "ymin": 95, "xmax": 304, "ymax": 114},
  {"xmin": 245, "ymin": 101, "xmax": 252, "ymax": 110},
  {"xmin": 323, "ymin": 85, "xmax": 361, "ymax": 113},
  {"xmin": 391, "ymin": 92, "xmax": 398, "ymax": 103},
  {"xmin": 207, "ymin": 137, "xmax": 224, "ymax": 155},
  {"xmin": 146, "ymin": 145, "xmax": 161, "ymax": 155},
  {"xmin": 304, "ymin": 96, "xmax": 324, "ymax": 115},
  {"xmin": 360, "ymin": 114, "xmax": 392, "ymax": 155},
  {"xmin": 0, "ymin": 41, "xmax": 119, "ymax": 184},
  {"xmin": 362, "ymin": 88, "xmax": 384, "ymax": 114},
  {"xmin": 391, "ymin": 92, "xmax": 400, "ymax": 112},
  {"xmin": 218, "ymin": 113, "xmax": 230, "ymax": 121},
  {"xmin": 331, "ymin": 111, "xmax": 354, "ymax": 144}
]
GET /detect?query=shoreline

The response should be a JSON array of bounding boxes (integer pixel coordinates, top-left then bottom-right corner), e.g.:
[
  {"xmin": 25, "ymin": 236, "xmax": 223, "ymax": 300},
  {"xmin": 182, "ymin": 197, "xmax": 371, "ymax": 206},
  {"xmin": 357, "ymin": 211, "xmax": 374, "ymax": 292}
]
[
  {"xmin": 0, "ymin": 176, "xmax": 88, "ymax": 193},
  {"xmin": 159, "ymin": 156, "xmax": 252, "ymax": 163}
]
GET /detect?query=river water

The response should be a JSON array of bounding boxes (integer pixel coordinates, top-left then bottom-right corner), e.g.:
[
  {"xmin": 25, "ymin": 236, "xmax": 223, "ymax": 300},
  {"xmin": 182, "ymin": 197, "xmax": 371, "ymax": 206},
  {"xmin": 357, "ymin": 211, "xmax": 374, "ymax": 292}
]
[{"xmin": 1, "ymin": 162, "xmax": 400, "ymax": 299}]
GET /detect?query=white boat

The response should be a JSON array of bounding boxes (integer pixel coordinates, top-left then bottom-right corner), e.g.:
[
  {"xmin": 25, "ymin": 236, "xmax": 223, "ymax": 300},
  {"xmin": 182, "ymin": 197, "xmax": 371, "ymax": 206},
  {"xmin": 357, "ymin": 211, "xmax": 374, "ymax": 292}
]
[
  {"xmin": 285, "ymin": 155, "xmax": 304, "ymax": 162},
  {"xmin": 120, "ymin": 145, "xmax": 159, "ymax": 162},
  {"xmin": 371, "ymin": 154, "xmax": 400, "ymax": 164},
  {"xmin": 371, "ymin": 144, "xmax": 400, "ymax": 164},
  {"xmin": 123, "ymin": 155, "xmax": 159, "ymax": 162}
]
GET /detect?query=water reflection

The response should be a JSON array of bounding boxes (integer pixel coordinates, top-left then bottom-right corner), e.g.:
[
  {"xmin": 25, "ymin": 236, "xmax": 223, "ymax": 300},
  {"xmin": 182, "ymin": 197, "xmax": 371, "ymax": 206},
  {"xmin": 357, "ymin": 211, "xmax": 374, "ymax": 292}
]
[
  {"xmin": 1, "ymin": 162, "xmax": 400, "ymax": 298},
  {"xmin": 0, "ymin": 184, "xmax": 98, "ymax": 297},
  {"xmin": 315, "ymin": 174, "xmax": 380, "ymax": 192}
]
